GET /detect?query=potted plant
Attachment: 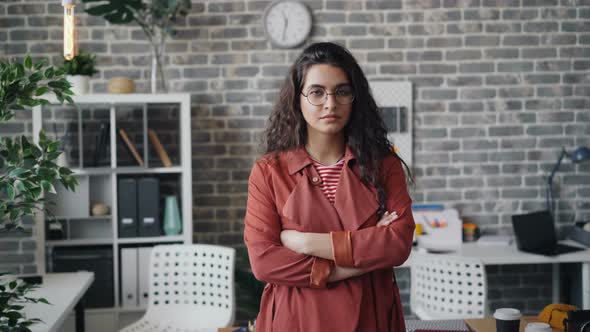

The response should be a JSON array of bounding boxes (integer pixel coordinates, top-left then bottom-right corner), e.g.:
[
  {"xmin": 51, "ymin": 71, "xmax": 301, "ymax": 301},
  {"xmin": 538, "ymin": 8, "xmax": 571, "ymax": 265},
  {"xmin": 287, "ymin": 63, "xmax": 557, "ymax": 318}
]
[
  {"xmin": 62, "ymin": 50, "xmax": 98, "ymax": 95},
  {"xmin": 234, "ymin": 247, "xmax": 264, "ymax": 324},
  {"xmin": 1, "ymin": 55, "xmax": 77, "ymax": 330},
  {"xmin": 82, "ymin": 0, "xmax": 190, "ymax": 93}
]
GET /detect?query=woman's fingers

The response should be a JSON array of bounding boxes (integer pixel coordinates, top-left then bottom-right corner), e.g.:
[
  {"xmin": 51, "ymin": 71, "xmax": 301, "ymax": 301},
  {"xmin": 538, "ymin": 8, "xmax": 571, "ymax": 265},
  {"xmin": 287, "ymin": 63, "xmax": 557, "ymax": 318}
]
[{"xmin": 377, "ymin": 211, "xmax": 398, "ymax": 226}]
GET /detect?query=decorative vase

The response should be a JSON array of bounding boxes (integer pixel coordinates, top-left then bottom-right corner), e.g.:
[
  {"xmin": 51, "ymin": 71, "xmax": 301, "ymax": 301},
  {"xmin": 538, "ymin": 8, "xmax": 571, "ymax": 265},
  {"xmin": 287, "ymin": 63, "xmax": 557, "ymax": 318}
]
[
  {"xmin": 66, "ymin": 75, "xmax": 90, "ymax": 95},
  {"xmin": 163, "ymin": 195, "xmax": 181, "ymax": 235},
  {"xmin": 149, "ymin": 31, "xmax": 168, "ymax": 93}
]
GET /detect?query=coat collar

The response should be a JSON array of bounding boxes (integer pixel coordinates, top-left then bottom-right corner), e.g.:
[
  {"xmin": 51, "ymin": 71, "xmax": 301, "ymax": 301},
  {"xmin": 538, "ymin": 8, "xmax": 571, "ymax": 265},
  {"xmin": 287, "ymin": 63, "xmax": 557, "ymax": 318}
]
[
  {"xmin": 286, "ymin": 145, "xmax": 357, "ymax": 175},
  {"xmin": 282, "ymin": 145, "xmax": 378, "ymax": 231}
]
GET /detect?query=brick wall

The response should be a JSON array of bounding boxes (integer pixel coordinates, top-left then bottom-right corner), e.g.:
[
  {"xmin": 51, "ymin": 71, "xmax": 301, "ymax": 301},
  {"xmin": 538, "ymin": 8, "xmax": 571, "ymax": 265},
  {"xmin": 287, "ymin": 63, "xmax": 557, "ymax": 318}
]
[{"xmin": 1, "ymin": 0, "xmax": 589, "ymax": 320}]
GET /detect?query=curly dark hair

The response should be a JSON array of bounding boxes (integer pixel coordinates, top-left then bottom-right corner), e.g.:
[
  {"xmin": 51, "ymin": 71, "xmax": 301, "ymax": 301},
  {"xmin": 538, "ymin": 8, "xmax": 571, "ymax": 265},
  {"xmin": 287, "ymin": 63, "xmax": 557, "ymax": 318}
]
[{"xmin": 264, "ymin": 42, "xmax": 411, "ymax": 216}]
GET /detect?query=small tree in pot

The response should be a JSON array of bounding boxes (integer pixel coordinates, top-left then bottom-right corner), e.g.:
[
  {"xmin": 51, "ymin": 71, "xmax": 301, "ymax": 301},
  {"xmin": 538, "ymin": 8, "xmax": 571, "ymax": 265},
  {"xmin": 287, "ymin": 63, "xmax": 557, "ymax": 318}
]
[
  {"xmin": 81, "ymin": 0, "xmax": 191, "ymax": 93},
  {"xmin": 1, "ymin": 55, "xmax": 78, "ymax": 330}
]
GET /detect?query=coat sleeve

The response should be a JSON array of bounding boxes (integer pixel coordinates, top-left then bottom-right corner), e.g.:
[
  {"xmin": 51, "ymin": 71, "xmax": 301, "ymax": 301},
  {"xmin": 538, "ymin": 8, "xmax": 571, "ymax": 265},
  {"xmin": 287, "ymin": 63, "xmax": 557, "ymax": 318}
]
[
  {"xmin": 330, "ymin": 158, "xmax": 415, "ymax": 270},
  {"xmin": 244, "ymin": 162, "xmax": 334, "ymax": 288}
]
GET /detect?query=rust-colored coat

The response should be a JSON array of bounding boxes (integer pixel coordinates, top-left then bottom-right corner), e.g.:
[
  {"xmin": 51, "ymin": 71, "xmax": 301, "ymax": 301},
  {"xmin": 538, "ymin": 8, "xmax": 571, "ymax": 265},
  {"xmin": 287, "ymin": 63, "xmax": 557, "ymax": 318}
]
[{"xmin": 244, "ymin": 146, "xmax": 415, "ymax": 332}]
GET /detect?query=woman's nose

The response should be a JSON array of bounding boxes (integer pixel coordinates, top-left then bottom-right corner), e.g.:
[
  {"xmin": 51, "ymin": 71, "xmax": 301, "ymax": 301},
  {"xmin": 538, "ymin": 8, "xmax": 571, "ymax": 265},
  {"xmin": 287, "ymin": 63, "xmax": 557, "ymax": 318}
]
[{"xmin": 323, "ymin": 93, "xmax": 337, "ymax": 109}]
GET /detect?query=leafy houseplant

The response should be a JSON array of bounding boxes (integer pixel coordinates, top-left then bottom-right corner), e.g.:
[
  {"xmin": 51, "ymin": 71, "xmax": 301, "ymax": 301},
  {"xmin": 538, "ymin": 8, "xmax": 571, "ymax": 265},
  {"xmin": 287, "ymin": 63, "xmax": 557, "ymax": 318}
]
[
  {"xmin": 0, "ymin": 278, "xmax": 49, "ymax": 331},
  {"xmin": 234, "ymin": 247, "xmax": 264, "ymax": 323},
  {"xmin": 82, "ymin": 0, "xmax": 191, "ymax": 93},
  {"xmin": 62, "ymin": 50, "xmax": 98, "ymax": 95},
  {"xmin": 1, "ymin": 55, "xmax": 77, "ymax": 330}
]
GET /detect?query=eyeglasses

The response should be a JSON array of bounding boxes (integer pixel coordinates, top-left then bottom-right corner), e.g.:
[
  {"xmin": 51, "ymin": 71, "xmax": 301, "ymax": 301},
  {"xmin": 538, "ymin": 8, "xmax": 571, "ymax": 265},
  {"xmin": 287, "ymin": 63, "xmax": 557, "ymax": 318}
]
[{"xmin": 301, "ymin": 86, "xmax": 355, "ymax": 106}]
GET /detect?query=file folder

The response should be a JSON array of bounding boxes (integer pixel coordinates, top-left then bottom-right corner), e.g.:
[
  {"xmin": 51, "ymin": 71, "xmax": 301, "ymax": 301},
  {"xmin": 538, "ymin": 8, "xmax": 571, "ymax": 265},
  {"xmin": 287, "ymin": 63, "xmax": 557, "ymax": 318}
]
[
  {"xmin": 138, "ymin": 246, "xmax": 152, "ymax": 308},
  {"xmin": 118, "ymin": 178, "xmax": 138, "ymax": 238},
  {"xmin": 120, "ymin": 248, "xmax": 138, "ymax": 307},
  {"xmin": 137, "ymin": 177, "xmax": 160, "ymax": 237}
]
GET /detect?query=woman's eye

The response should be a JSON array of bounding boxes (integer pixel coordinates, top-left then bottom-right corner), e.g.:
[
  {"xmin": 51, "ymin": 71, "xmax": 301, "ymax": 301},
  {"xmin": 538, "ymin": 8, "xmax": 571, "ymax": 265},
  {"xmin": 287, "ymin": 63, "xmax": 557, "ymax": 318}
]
[
  {"xmin": 336, "ymin": 89, "xmax": 352, "ymax": 96},
  {"xmin": 309, "ymin": 89, "xmax": 325, "ymax": 96}
]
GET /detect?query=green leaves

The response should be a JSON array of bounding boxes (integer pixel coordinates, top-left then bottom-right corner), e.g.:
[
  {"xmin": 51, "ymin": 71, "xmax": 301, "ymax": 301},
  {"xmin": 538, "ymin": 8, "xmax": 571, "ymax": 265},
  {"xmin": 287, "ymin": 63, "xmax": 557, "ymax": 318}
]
[
  {"xmin": 24, "ymin": 56, "xmax": 32, "ymax": 70},
  {"xmin": 1, "ymin": 53, "xmax": 78, "ymax": 332},
  {"xmin": 82, "ymin": 0, "xmax": 143, "ymax": 24},
  {"xmin": 82, "ymin": 0, "xmax": 190, "ymax": 38},
  {"xmin": 61, "ymin": 50, "xmax": 98, "ymax": 77},
  {"xmin": 8, "ymin": 168, "xmax": 27, "ymax": 178},
  {"xmin": 0, "ymin": 56, "xmax": 74, "ymax": 122},
  {"xmin": 0, "ymin": 277, "xmax": 49, "ymax": 330},
  {"xmin": 34, "ymin": 86, "xmax": 49, "ymax": 97},
  {"xmin": 1, "ymin": 130, "xmax": 79, "ymax": 227},
  {"xmin": 0, "ymin": 57, "xmax": 78, "ymax": 232}
]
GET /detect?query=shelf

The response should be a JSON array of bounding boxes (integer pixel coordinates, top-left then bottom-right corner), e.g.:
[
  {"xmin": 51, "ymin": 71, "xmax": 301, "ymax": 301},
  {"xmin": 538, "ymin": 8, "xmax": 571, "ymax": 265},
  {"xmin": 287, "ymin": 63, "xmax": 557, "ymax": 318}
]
[
  {"xmin": 117, "ymin": 235, "xmax": 184, "ymax": 244},
  {"xmin": 32, "ymin": 93, "xmax": 193, "ymax": 325},
  {"xmin": 116, "ymin": 166, "xmax": 184, "ymax": 174},
  {"xmin": 53, "ymin": 215, "xmax": 112, "ymax": 220},
  {"xmin": 117, "ymin": 306, "xmax": 147, "ymax": 313},
  {"xmin": 72, "ymin": 167, "xmax": 113, "ymax": 175},
  {"xmin": 71, "ymin": 166, "xmax": 183, "ymax": 176},
  {"xmin": 46, "ymin": 239, "xmax": 114, "ymax": 246},
  {"xmin": 42, "ymin": 93, "xmax": 191, "ymax": 105}
]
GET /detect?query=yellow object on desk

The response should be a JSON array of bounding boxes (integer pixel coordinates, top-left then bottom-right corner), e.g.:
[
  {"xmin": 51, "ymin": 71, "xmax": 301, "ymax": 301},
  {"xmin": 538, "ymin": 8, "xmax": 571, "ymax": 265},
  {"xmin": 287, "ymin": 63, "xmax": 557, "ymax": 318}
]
[
  {"xmin": 537, "ymin": 303, "xmax": 576, "ymax": 330},
  {"xmin": 415, "ymin": 223, "xmax": 424, "ymax": 235}
]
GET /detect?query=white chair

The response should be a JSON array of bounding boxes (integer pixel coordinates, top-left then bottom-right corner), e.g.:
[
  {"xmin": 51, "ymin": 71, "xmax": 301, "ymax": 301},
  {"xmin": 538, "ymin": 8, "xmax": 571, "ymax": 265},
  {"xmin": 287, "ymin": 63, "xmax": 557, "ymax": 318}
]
[
  {"xmin": 120, "ymin": 244, "xmax": 236, "ymax": 332},
  {"xmin": 410, "ymin": 251, "xmax": 487, "ymax": 320}
]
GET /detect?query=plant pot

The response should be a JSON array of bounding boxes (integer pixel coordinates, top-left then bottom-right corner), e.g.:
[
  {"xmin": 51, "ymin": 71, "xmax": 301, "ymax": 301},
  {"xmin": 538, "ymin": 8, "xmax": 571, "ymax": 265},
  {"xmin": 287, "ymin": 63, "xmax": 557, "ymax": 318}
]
[{"xmin": 66, "ymin": 75, "xmax": 90, "ymax": 95}]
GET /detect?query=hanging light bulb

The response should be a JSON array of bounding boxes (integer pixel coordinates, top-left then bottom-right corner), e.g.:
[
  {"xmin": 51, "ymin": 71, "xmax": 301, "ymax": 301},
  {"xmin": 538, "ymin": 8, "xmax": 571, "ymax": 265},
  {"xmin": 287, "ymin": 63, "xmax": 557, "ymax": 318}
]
[{"xmin": 62, "ymin": 0, "xmax": 76, "ymax": 60}]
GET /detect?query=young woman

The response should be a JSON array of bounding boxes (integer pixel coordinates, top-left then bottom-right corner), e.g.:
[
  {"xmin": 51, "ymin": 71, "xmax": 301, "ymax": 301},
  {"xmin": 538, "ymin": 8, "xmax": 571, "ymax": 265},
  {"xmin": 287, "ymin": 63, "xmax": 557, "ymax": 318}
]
[{"xmin": 244, "ymin": 42, "xmax": 415, "ymax": 331}]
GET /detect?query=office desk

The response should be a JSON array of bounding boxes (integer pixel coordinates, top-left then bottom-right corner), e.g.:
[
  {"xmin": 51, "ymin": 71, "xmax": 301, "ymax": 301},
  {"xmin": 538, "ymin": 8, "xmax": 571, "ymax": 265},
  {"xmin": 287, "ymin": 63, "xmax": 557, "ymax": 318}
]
[
  {"xmin": 400, "ymin": 240, "xmax": 590, "ymax": 308},
  {"xmin": 219, "ymin": 317, "xmax": 557, "ymax": 332},
  {"xmin": 23, "ymin": 272, "xmax": 94, "ymax": 332},
  {"xmin": 466, "ymin": 316, "xmax": 560, "ymax": 332}
]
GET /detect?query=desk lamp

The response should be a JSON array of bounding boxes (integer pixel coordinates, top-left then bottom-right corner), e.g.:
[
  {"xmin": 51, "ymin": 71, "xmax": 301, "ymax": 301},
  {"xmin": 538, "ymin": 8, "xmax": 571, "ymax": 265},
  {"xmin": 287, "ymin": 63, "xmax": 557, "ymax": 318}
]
[{"xmin": 547, "ymin": 146, "xmax": 590, "ymax": 216}]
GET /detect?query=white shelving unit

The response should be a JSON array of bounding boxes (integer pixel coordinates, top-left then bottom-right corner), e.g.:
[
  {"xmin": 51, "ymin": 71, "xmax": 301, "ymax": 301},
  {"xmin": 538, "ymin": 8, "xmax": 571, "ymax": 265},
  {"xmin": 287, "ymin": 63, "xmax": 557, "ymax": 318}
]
[{"xmin": 32, "ymin": 93, "xmax": 193, "ymax": 331}]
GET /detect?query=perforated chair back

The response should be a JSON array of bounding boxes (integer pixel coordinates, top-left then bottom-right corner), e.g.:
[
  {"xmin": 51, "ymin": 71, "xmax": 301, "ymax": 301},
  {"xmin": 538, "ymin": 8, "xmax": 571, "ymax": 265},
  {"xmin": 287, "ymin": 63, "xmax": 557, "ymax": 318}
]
[
  {"xmin": 410, "ymin": 251, "xmax": 487, "ymax": 320},
  {"xmin": 120, "ymin": 244, "xmax": 236, "ymax": 332}
]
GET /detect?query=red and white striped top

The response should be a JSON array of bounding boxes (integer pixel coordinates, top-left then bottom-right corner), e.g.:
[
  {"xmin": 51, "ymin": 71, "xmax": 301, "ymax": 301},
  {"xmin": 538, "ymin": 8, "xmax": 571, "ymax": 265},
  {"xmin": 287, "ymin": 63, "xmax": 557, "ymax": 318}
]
[{"xmin": 311, "ymin": 157, "xmax": 345, "ymax": 204}]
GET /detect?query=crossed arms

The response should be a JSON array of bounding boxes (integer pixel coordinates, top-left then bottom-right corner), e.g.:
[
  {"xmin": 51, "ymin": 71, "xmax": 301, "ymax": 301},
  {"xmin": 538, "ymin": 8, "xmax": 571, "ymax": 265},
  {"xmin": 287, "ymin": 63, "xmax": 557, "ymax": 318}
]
[{"xmin": 244, "ymin": 160, "xmax": 415, "ymax": 289}]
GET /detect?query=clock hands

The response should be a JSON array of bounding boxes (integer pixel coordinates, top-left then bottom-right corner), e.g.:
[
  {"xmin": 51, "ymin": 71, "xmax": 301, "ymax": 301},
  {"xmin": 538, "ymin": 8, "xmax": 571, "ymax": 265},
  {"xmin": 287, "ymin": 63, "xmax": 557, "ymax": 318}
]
[{"xmin": 281, "ymin": 10, "xmax": 289, "ymax": 41}]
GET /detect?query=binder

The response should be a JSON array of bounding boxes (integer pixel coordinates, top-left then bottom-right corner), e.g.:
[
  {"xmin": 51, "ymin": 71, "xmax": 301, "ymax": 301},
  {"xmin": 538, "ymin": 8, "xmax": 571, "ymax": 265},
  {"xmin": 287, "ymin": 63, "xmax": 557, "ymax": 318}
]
[
  {"xmin": 137, "ymin": 177, "xmax": 160, "ymax": 237},
  {"xmin": 120, "ymin": 248, "xmax": 138, "ymax": 307},
  {"xmin": 118, "ymin": 178, "xmax": 137, "ymax": 238},
  {"xmin": 138, "ymin": 246, "xmax": 152, "ymax": 308},
  {"xmin": 93, "ymin": 122, "xmax": 110, "ymax": 167}
]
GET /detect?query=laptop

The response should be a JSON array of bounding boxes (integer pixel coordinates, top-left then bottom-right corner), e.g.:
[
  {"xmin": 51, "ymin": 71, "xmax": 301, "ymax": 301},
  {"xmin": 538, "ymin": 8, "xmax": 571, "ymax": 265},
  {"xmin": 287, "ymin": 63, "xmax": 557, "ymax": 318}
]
[{"xmin": 512, "ymin": 210, "xmax": 585, "ymax": 256}]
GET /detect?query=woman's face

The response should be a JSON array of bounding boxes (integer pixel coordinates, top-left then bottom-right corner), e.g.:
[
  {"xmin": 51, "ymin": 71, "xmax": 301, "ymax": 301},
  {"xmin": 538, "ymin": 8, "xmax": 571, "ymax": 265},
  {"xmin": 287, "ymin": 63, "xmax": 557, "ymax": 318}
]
[{"xmin": 299, "ymin": 64, "xmax": 353, "ymax": 138}]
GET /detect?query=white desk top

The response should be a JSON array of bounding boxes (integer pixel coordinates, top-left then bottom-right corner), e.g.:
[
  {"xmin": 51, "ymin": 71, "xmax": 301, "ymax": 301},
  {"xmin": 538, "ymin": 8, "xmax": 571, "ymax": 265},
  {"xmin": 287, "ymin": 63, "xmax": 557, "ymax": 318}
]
[
  {"xmin": 23, "ymin": 272, "xmax": 94, "ymax": 332},
  {"xmin": 400, "ymin": 240, "xmax": 590, "ymax": 268}
]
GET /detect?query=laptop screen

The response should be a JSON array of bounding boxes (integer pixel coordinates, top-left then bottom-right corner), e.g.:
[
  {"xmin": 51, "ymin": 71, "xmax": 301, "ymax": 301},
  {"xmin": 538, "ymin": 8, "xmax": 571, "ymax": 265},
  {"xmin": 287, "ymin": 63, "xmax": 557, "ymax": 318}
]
[{"xmin": 512, "ymin": 210, "xmax": 557, "ymax": 251}]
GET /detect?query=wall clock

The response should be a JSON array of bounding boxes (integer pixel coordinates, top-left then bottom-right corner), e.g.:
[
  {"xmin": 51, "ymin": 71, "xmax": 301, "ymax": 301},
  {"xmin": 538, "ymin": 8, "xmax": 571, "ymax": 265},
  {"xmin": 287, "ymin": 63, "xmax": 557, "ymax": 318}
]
[{"xmin": 263, "ymin": 1, "xmax": 313, "ymax": 48}]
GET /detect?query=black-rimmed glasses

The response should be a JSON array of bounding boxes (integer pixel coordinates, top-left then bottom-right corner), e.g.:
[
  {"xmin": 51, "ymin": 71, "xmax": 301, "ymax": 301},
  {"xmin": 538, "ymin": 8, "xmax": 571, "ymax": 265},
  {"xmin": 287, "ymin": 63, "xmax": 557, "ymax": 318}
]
[{"xmin": 301, "ymin": 87, "xmax": 355, "ymax": 106}]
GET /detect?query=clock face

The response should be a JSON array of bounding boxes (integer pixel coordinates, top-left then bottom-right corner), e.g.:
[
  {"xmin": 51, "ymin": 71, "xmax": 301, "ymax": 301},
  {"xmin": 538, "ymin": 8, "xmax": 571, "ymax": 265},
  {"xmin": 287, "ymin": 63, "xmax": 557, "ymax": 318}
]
[{"xmin": 263, "ymin": 1, "xmax": 312, "ymax": 48}]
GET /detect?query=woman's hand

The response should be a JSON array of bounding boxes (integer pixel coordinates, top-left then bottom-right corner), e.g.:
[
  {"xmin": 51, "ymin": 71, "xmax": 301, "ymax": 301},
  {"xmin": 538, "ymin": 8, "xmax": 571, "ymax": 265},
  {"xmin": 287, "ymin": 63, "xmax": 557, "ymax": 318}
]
[
  {"xmin": 376, "ymin": 211, "xmax": 398, "ymax": 227},
  {"xmin": 280, "ymin": 229, "xmax": 306, "ymax": 254},
  {"xmin": 280, "ymin": 211, "xmax": 398, "ymax": 257},
  {"xmin": 281, "ymin": 230, "xmax": 332, "ymax": 258}
]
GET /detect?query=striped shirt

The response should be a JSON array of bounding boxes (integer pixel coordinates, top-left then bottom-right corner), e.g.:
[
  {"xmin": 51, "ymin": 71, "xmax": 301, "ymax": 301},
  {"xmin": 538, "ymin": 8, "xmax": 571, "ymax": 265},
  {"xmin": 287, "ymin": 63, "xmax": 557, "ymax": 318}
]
[{"xmin": 310, "ymin": 157, "xmax": 345, "ymax": 204}]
